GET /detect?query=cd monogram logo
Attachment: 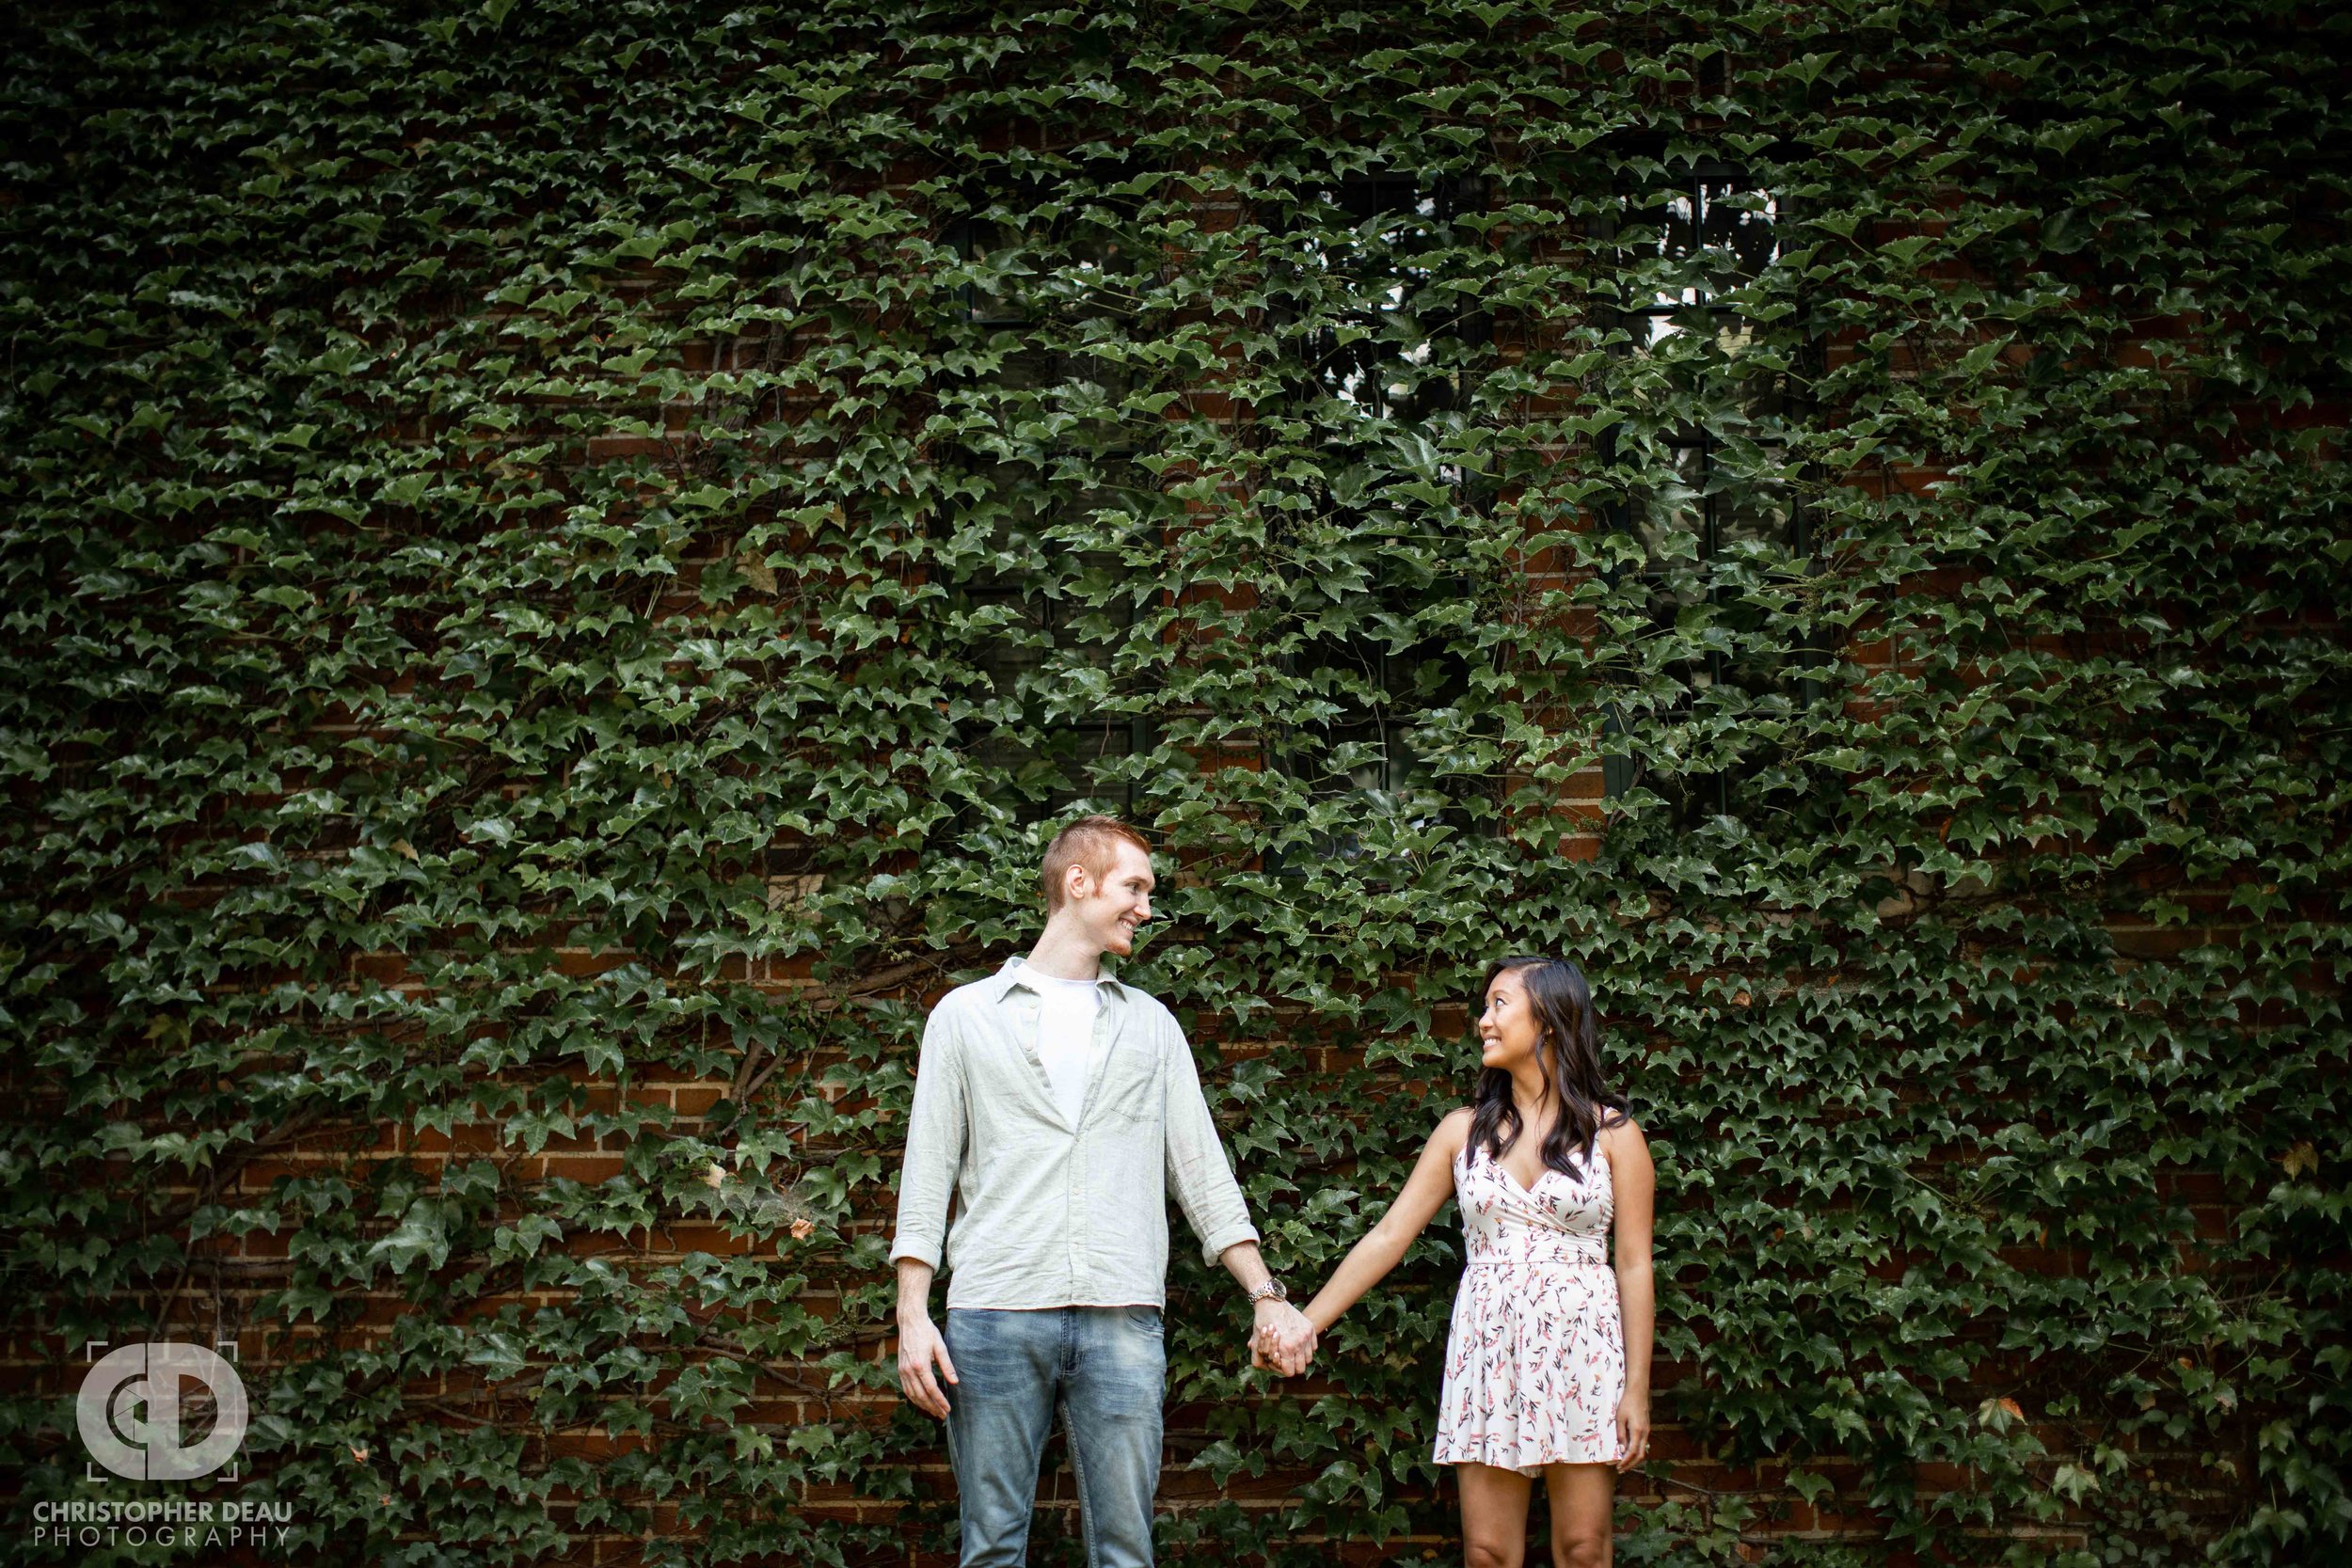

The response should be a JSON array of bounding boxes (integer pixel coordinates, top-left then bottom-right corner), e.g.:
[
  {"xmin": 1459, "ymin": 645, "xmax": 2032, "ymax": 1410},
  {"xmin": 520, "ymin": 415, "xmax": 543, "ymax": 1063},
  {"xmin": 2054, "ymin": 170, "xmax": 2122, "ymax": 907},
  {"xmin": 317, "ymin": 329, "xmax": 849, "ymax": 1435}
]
[{"xmin": 76, "ymin": 1343, "xmax": 248, "ymax": 1482}]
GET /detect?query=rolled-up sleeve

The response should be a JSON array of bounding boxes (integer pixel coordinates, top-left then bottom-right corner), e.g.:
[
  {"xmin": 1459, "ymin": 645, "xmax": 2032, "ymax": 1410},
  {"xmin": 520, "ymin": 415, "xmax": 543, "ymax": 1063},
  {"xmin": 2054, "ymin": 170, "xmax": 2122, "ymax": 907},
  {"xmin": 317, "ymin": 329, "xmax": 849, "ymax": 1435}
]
[
  {"xmin": 889, "ymin": 1004, "xmax": 965, "ymax": 1270},
  {"xmin": 1161, "ymin": 1009, "xmax": 1260, "ymax": 1266}
]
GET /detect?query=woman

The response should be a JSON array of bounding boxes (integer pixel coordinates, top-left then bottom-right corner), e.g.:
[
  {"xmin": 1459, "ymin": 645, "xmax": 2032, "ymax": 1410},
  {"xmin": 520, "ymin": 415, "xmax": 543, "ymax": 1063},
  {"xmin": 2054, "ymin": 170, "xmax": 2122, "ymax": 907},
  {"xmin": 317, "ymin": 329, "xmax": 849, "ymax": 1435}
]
[{"xmin": 1262, "ymin": 956, "xmax": 1655, "ymax": 1568}]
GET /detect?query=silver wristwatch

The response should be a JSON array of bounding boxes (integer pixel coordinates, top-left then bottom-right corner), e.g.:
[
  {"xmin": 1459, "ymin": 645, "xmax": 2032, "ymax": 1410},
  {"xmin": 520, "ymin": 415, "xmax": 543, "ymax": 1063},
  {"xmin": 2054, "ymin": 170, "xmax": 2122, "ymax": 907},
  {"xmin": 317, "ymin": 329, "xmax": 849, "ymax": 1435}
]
[{"xmin": 1247, "ymin": 1277, "xmax": 1288, "ymax": 1305}]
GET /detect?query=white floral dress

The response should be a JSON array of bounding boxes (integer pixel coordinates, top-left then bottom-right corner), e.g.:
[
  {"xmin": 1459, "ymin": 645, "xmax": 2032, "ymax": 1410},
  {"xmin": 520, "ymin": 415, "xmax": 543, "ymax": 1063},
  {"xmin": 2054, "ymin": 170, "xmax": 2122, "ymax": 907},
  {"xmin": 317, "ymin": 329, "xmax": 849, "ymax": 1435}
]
[{"xmin": 1432, "ymin": 1138, "xmax": 1625, "ymax": 1475}]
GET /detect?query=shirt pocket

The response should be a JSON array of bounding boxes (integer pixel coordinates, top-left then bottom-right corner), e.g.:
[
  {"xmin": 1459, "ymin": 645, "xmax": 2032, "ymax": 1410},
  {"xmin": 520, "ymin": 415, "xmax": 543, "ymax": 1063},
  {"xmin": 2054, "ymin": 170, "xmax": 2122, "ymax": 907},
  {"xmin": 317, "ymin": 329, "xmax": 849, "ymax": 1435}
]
[{"xmin": 1092, "ymin": 1035, "xmax": 1160, "ymax": 1123}]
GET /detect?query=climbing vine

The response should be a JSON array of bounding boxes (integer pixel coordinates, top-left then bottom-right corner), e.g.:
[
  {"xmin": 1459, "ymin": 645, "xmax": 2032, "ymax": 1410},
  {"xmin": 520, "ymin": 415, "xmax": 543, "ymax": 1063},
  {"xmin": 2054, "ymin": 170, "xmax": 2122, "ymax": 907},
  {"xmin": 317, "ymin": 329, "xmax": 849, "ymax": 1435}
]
[{"xmin": 2, "ymin": 2, "xmax": 2345, "ymax": 1564}]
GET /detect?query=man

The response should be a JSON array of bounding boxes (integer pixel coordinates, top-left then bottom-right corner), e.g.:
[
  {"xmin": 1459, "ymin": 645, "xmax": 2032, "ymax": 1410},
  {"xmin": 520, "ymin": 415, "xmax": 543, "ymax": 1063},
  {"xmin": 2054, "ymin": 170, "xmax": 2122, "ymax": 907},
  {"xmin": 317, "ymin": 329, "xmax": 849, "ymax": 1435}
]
[{"xmin": 890, "ymin": 814, "xmax": 1317, "ymax": 1567}]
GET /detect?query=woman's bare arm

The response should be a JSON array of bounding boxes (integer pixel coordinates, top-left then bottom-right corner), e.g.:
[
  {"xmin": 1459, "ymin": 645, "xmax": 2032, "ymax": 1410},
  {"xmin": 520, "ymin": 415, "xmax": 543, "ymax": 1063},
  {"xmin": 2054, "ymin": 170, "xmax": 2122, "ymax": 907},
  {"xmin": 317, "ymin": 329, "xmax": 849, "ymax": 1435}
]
[
  {"xmin": 1608, "ymin": 1115, "xmax": 1657, "ymax": 1471},
  {"xmin": 1296, "ymin": 1108, "xmax": 1472, "ymax": 1337}
]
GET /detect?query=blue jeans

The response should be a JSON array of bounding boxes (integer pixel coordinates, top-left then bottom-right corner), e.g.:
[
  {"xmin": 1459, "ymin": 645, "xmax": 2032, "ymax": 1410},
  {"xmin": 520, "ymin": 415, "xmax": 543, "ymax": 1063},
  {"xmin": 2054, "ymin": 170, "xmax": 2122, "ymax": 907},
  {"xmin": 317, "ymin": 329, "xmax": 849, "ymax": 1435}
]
[{"xmin": 943, "ymin": 1306, "xmax": 1166, "ymax": 1567}]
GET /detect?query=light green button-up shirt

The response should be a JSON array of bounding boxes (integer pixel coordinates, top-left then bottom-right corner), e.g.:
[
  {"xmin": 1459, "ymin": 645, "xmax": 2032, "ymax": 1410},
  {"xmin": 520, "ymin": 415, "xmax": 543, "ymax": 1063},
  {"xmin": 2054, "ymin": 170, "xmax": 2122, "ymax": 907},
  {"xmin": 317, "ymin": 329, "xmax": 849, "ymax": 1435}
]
[{"xmin": 888, "ymin": 956, "xmax": 1261, "ymax": 1309}]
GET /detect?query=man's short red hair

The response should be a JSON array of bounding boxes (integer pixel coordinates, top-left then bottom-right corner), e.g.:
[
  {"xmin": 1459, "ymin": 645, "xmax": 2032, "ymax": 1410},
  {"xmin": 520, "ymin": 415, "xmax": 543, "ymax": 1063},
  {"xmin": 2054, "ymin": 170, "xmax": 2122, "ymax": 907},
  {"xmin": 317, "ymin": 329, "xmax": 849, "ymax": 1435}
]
[{"xmin": 1040, "ymin": 815, "xmax": 1152, "ymax": 911}]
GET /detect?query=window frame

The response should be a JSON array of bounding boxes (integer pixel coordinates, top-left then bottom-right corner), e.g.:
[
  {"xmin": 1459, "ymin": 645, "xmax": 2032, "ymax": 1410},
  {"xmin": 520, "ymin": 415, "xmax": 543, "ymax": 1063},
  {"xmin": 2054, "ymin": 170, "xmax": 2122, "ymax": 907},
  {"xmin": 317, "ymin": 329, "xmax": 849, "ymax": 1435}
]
[
  {"xmin": 1252, "ymin": 169, "xmax": 1505, "ymax": 878},
  {"xmin": 1594, "ymin": 158, "xmax": 1830, "ymax": 825},
  {"xmin": 932, "ymin": 171, "xmax": 1160, "ymax": 829}
]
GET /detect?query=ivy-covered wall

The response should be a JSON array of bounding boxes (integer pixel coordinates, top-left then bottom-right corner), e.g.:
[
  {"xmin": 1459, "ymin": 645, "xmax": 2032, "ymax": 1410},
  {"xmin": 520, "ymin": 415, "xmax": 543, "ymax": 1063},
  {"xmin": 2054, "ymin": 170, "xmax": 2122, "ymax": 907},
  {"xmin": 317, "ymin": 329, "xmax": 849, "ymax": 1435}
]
[{"xmin": 3, "ymin": 2, "xmax": 2345, "ymax": 1564}]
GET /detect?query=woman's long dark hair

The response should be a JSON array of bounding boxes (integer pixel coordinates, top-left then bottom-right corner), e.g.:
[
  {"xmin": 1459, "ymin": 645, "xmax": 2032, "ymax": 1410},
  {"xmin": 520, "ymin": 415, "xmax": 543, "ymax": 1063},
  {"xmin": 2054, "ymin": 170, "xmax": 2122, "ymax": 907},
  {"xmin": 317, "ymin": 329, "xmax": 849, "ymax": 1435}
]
[{"xmin": 1469, "ymin": 955, "xmax": 1630, "ymax": 1174}]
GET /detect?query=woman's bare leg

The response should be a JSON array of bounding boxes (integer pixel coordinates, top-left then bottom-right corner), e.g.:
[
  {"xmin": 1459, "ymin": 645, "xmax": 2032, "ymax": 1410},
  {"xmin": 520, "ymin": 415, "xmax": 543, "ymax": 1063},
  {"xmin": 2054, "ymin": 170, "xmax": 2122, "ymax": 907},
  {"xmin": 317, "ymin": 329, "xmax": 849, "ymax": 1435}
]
[
  {"xmin": 1542, "ymin": 1463, "xmax": 1615, "ymax": 1568},
  {"xmin": 1457, "ymin": 1462, "xmax": 1535, "ymax": 1568}
]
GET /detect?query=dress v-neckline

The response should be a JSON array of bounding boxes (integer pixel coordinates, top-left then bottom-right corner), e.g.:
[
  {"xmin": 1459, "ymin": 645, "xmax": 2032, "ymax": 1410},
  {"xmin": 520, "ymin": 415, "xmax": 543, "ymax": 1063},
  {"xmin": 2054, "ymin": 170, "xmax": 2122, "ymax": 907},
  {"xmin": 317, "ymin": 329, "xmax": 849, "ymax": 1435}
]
[
  {"xmin": 1496, "ymin": 1157, "xmax": 1558, "ymax": 1198},
  {"xmin": 1472, "ymin": 1141, "xmax": 1608, "ymax": 1199}
]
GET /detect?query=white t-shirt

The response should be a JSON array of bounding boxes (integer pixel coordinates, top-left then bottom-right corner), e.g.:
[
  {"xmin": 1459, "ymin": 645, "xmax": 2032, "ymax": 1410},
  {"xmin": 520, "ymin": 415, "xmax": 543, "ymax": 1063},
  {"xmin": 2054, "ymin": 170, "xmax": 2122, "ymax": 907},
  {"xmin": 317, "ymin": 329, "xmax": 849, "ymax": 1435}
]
[{"xmin": 1017, "ymin": 961, "xmax": 1104, "ymax": 1123}]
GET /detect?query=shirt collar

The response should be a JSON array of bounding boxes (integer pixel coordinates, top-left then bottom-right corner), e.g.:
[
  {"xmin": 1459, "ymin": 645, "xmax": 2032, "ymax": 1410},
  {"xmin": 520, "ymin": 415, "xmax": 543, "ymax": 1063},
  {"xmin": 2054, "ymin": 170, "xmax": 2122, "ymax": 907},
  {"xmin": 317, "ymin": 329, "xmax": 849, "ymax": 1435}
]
[{"xmin": 991, "ymin": 954, "xmax": 1126, "ymax": 1001}]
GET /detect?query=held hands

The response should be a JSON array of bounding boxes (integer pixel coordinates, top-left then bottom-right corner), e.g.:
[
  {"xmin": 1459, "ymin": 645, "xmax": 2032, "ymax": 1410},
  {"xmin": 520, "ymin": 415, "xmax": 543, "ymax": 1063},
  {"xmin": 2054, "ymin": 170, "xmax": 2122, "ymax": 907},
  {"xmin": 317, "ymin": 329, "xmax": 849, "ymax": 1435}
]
[{"xmin": 1249, "ymin": 1299, "xmax": 1316, "ymax": 1376}]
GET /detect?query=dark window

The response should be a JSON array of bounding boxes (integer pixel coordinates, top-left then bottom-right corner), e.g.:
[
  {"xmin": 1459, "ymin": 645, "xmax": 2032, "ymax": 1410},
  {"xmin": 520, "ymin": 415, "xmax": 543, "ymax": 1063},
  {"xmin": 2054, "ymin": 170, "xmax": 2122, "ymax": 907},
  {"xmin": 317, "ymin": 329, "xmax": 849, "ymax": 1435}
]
[
  {"xmin": 1257, "ymin": 172, "xmax": 1501, "ymax": 875},
  {"xmin": 1598, "ymin": 166, "xmax": 1826, "ymax": 827},
  {"xmin": 932, "ymin": 167, "xmax": 1159, "ymax": 828}
]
